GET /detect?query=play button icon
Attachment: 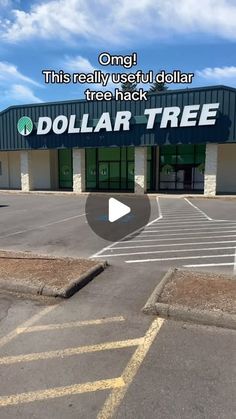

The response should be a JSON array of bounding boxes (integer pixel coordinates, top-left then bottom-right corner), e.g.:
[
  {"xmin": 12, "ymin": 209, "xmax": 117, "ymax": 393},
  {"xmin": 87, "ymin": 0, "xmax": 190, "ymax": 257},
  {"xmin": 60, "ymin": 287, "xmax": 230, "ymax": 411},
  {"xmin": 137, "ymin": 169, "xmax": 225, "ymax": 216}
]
[
  {"xmin": 85, "ymin": 186, "xmax": 151, "ymax": 242},
  {"xmin": 108, "ymin": 198, "xmax": 131, "ymax": 223}
]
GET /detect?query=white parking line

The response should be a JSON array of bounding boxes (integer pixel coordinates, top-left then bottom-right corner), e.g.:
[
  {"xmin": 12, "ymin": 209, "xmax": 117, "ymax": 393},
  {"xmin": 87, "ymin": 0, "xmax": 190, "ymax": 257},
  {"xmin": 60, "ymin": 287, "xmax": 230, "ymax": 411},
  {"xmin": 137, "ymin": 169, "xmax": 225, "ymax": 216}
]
[
  {"xmin": 112, "ymin": 240, "xmax": 236, "ymax": 250},
  {"xmin": 96, "ymin": 246, "xmax": 236, "ymax": 258},
  {"xmin": 148, "ymin": 220, "xmax": 236, "ymax": 227},
  {"xmin": 155, "ymin": 216, "xmax": 206, "ymax": 220},
  {"xmin": 234, "ymin": 248, "xmax": 236, "ymax": 274},
  {"xmin": 0, "ymin": 213, "xmax": 86, "ymax": 239},
  {"xmin": 162, "ymin": 210, "xmax": 200, "ymax": 213},
  {"xmin": 93, "ymin": 197, "xmax": 236, "ymax": 272},
  {"xmin": 162, "ymin": 213, "xmax": 200, "ymax": 217},
  {"xmin": 122, "ymin": 232, "xmax": 236, "ymax": 242},
  {"xmin": 145, "ymin": 220, "xmax": 211, "ymax": 226},
  {"xmin": 156, "ymin": 197, "xmax": 163, "ymax": 219},
  {"xmin": 139, "ymin": 225, "xmax": 236, "ymax": 234},
  {"xmin": 125, "ymin": 254, "xmax": 235, "ymax": 264},
  {"xmin": 184, "ymin": 263, "xmax": 236, "ymax": 268},
  {"xmin": 184, "ymin": 198, "xmax": 212, "ymax": 220},
  {"xmin": 91, "ymin": 197, "xmax": 162, "ymax": 258}
]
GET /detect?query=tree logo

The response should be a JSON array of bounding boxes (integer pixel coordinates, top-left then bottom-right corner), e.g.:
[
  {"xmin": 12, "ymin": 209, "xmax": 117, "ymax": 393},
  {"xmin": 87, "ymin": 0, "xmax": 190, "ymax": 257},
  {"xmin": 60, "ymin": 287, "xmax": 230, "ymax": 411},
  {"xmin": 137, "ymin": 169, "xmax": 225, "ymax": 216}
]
[{"xmin": 17, "ymin": 116, "xmax": 33, "ymax": 136}]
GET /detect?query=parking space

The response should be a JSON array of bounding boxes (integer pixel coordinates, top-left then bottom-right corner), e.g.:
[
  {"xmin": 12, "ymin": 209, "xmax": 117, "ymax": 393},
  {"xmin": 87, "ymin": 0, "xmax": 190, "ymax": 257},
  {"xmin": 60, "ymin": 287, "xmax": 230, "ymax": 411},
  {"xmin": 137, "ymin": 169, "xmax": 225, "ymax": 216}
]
[
  {"xmin": 0, "ymin": 193, "xmax": 106, "ymax": 258},
  {"xmin": 0, "ymin": 293, "xmax": 164, "ymax": 418},
  {"xmin": 94, "ymin": 197, "xmax": 236, "ymax": 274},
  {"xmin": 0, "ymin": 193, "xmax": 161, "ymax": 259},
  {"xmin": 0, "ymin": 193, "xmax": 236, "ymax": 273},
  {"xmin": 0, "ymin": 289, "xmax": 235, "ymax": 419},
  {"xmin": 0, "ymin": 192, "xmax": 236, "ymax": 278}
]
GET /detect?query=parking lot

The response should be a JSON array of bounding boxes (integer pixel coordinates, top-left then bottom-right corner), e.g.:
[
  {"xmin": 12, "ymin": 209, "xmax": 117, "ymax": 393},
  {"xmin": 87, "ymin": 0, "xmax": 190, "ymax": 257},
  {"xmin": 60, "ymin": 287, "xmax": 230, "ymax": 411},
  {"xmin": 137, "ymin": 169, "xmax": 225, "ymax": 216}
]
[
  {"xmin": 0, "ymin": 192, "xmax": 235, "ymax": 418},
  {"xmin": 0, "ymin": 193, "xmax": 236, "ymax": 275},
  {"xmin": 94, "ymin": 197, "xmax": 236, "ymax": 274}
]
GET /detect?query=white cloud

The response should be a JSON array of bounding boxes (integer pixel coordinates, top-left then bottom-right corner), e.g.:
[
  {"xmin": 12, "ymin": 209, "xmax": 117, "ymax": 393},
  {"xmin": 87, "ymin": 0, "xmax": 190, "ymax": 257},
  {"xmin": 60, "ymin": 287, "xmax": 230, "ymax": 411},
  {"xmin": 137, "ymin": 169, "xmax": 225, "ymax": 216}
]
[
  {"xmin": 63, "ymin": 54, "xmax": 117, "ymax": 89},
  {"xmin": 2, "ymin": 84, "xmax": 41, "ymax": 104},
  {"xmin": 0, "ymin": 61, "xmax": 40, "ymax": 86},
  {"xmin": 0, "ymin": 61, "xmax": 41, "ymax": 108},
  {"xmin": 1, "ymin": 0, "xmax": 236, "ymax": 44},
  {"xmin": 0, "ymin": 0, "xmax": 10, "ymax": 6},
  {"xmin": 197, "ymin": 66, "xmax": 236, "ymax": 80},
  {"xmin": 64, "ymin": 55, "xmax": 95, "ymax": 72}
]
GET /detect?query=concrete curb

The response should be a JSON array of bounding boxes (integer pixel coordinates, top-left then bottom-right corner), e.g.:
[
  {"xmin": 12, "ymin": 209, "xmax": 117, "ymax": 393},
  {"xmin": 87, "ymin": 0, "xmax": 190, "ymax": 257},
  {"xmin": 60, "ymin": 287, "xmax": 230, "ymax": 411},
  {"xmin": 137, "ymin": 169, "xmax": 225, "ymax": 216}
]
[
  {"xmin": 154, "ymin": 303, "xmax": 236, "ymax": 331},
  {"xmin": 0, "ymin": 190, "xmax": 236, "ymax": 199},
  {"xmin": 0, "ymin": 261, "xmax": 107, "ymax": 298},
  {"xmin": 142, "ymin": 268, "xmax": 176, "ymax": 314},
  {"xmin": 142, "ymin": 268, "xmax": 236, "ymax": 330}
]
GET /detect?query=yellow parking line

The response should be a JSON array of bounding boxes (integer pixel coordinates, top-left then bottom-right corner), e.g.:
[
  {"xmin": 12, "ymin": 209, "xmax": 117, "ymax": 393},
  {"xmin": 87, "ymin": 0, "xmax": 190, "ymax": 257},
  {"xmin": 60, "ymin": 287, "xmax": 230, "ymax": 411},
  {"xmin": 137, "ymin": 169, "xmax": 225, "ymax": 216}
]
[
  {"xmin": 97, "ymin": 317, "xmax": 165, "ymax": 419},
  {"xmin": 0, "ymin": 306, "xmax": 56, "ymax": 350},
  {"xmin": 0, "ymin": 338, "xmax": 144, "ymax": 365},
  {"xmin": 17, "ymin": 316, "xmax": 125, "ymax": 333},
  {"xmin": 0, "ymin": 378, "xmax": 125, "ymax": 407}
]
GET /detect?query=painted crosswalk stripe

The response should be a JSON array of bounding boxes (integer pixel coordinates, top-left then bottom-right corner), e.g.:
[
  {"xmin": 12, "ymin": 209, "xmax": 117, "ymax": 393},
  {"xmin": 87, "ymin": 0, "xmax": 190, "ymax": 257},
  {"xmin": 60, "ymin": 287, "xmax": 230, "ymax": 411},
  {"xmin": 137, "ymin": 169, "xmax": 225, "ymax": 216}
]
[
  {"xmin": 183, "ymin": 263, "xmax": 236, "ymax": 268},
  {"xmin": 140, "ymin": 224, "xmax": 236, "ymax": 234},
  {"xmin": 121, "ymin": 233, "xmax": 236, "ymax": 243},
  {"xmin": 109, "ymin": 240, "xmax": 236, "ymax": 250},
  {"xmin": 145, "ymin": 220, "xmax": 211, "ymax": 226},
  {"xmin": 96, "ymin": 246, "xmax": 236, "ymax": 258},
  {"xmin": 91, "ymin": 197, "xmax": 162, "ymax": 258},
  {"xmin": 125, "ymin": 253, "xmax": 235, "ymax": 264}
]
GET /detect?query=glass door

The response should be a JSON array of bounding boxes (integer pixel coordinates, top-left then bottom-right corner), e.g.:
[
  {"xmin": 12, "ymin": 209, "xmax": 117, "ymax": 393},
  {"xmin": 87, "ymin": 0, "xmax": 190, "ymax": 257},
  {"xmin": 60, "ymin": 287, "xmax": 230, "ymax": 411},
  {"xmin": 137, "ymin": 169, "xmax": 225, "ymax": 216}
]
[
  {"xmin": 85, "ymin": 147, "xmax": 135, "ymax": 192},
  {"xmin": 184, "ymin": 166, "xmax": 192, "ymax": 190},
  {"xmin": 98, "ymin": 162, "xmax": 109, "ymax": 190},
  {"xmin": 176, "ymin": 165, "xmax": 192, "ymax": 190},
  {"xmin": 109, "ymin": 162, "xmax": 120, "ymax": 190},
  {"xmin": 58, "ymin": 149, "xmax": 72, "ymax": 189}
]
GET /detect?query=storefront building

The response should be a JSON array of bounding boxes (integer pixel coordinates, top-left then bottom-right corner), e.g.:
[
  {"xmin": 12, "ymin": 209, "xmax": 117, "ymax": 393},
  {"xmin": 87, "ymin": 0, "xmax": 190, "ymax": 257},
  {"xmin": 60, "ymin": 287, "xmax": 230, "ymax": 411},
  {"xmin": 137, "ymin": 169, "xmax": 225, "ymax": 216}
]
[{"xmin": 0, "ymin": 85, "xmax": 236, "ymax": 196}]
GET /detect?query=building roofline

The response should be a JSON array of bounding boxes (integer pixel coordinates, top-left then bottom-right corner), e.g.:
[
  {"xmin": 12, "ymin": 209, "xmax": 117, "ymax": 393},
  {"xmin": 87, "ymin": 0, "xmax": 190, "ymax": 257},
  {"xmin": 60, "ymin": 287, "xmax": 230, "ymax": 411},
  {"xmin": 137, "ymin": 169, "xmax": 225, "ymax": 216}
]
[{"xmin": 0, "ymin": 85, "xmax": 235, "ymax": 115}]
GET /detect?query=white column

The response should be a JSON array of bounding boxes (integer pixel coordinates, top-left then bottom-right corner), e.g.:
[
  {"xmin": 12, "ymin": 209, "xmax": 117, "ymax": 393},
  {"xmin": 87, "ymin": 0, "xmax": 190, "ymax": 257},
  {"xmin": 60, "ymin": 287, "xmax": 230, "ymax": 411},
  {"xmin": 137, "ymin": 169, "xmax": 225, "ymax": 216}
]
[
  {"xmin": 135, "ymin": 147, "xmax": 147, "ymax": 194},
  {"xmin": 73, "ymin": 148, "xmax": 85, "ymax": 193},
  {"xmin": 204, "ymin": 143, "xmax": 218, "ymax": 196},
  {"xmin": 20, "ymin": 151, "xmax": 33, "ymax": 192}
]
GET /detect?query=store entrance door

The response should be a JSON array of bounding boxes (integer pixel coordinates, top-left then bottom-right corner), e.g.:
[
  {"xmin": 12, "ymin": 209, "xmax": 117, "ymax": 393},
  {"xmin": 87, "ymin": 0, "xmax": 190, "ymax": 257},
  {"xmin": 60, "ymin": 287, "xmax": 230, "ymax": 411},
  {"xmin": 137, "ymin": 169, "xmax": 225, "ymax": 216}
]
[
  {"xmin": 98, "ymin": 161, "xmax": 120, "ymax": 190},
  {"xmin": 58, "ymin": 149, "xmax": 73, "ymax": 189},
  {"xmin": 98, "ymin": 162, "xmax": 109, "ymax": 190},
  {"xmin": 159, "ymin": 145, "xmax": 205, "ymax": 191},
  {"xmin": 176, "ymin": 165, "xmax": 193, "ymax": 190},
  {"xmin": 184, "ymin": 166, "xmax": 192, "ymax": 190}
]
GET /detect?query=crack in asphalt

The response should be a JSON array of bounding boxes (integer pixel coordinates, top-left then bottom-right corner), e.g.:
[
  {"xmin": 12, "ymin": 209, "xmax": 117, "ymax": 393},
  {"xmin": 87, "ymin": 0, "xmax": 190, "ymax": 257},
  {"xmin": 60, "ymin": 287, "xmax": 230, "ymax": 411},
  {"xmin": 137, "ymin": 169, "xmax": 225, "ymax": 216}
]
[{"xmin": 0, "ymin": 296, "xmax": 13, "ymax": 324}]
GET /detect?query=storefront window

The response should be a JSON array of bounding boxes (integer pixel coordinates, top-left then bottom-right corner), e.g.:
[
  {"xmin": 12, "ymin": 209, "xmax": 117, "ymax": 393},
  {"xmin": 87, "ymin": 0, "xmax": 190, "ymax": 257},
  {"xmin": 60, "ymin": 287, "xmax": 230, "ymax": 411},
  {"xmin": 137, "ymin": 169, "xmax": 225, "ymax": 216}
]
[
  {"xmin": 85, "ymin": 146, "xmax": 154, "ymax": 192},
  {"xmin": 58, "ymin": 149, "xmax": 73, "ymax": 189},
  {"xmin": 159, "ymin": 144, "xmax": 205, "ymax": 191},
  {"xmin": 98, "ymin": 148, "xmax": 121, "ymax": 161},
  {"xmin": 86, "ymin": 148, "xmax": 97, "ymax": 189},
  {"xmin": 86, "ymin": 147, "xmax": 135, "ymax": 191}
]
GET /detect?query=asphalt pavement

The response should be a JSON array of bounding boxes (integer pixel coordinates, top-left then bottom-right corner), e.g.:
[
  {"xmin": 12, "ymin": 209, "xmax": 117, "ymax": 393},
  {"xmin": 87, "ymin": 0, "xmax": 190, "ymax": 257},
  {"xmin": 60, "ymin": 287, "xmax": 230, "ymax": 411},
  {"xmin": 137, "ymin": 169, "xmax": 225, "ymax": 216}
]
[{"xmin": 95, "ymin": 196, "xmax": 236, "ymax": 274}]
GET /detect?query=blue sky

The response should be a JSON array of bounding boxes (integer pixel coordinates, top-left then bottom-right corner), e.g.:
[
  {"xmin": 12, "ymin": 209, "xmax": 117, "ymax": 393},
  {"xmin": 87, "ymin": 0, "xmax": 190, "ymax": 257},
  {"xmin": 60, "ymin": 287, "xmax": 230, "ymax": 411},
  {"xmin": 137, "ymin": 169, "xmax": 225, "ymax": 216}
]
[{"xmin": 0, "ymin": 0, "xmax": 236, "ymax": 110}]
